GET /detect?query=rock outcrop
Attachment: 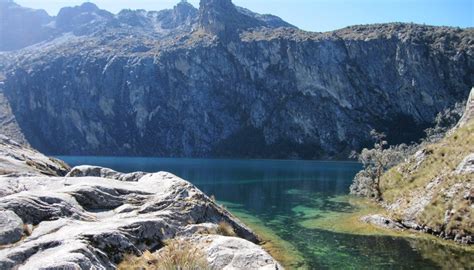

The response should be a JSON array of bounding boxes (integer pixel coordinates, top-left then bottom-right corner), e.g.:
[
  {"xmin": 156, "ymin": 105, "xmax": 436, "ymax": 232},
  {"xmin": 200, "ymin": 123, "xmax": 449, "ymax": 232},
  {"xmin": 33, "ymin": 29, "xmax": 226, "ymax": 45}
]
[
  {"xmin": 66, "ymin": 165, "xmax": 146, "ymax": 182},
  {"xmin": 0, "ymin": 87, "xmax": 28, "ymax": 146},
  {"xmin": 0, "ymin": 0, "xmax": 473, "ymax": 159},
  {"xmin": 0, "ymin": 135, "xmax": 69, "ymax": 176},
  {"xmin": 455, "ymin": 154, "xmax": 474, "ymax": 175},
  {"xmin": 0, "ymin": 137, "xmax": 282, "ymax": 269},
  {"xmin": 457, "ymin": 87, "xmax": 474, "ymax": 128}
]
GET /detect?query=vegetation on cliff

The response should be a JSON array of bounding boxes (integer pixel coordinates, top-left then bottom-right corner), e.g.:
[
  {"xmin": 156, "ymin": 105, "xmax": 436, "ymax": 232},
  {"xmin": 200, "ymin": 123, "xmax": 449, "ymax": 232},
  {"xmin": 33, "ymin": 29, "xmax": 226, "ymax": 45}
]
[
  {"xmin": 381, "ymin": 120, "xmax": 473, "ymax": 242},
  {"xmin": 351, "ymin": 88, "xmax": 473, "ymax": 244}
]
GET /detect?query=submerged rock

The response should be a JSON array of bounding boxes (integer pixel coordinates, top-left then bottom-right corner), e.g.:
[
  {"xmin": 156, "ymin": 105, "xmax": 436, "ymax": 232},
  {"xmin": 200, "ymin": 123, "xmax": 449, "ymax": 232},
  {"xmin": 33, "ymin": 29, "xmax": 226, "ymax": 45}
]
[{"xmin": 361, "ymin": 214, "xmax": 405, "ymax": 231}]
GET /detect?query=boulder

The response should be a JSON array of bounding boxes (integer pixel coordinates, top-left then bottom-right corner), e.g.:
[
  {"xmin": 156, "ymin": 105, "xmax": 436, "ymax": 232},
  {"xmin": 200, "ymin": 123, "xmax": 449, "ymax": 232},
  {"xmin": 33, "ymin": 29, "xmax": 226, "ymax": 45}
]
[
  {"xmin": 0, "ymin": 210, "xmax": 23, "ymax": 245},
  {"xmin": 361, "ymin": 214, "xmax": 405, "ymax": 230},
  {"xmin": 66, "ymin": 165, "xmax": 146, "ymax": 182},
  {"xmin": 455, "ymin": 154, "xmax": 474, "ymax": 175},
  {"xmin": 199, "ymin": 235, "xmax": 283, "ymax": 269}
]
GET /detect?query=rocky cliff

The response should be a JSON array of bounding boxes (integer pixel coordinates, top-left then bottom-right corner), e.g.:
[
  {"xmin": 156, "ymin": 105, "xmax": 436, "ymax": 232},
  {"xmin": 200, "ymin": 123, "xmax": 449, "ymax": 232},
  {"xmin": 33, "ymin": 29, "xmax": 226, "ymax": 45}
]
[
  {"xmin": 0, "ymin": 0, "xmax": 473, "ymax": 158},
  {"xmin": 0, "ymin": 136, "xmax": 282, "ymax": 269}
]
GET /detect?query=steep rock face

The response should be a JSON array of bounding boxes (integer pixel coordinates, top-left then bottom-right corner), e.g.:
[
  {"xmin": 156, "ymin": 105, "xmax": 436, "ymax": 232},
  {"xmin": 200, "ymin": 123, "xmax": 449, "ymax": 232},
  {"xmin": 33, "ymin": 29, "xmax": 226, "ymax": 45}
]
[
  {"xmin": 160, "ymin": 1, "xmax": 199, "ymax": 29},
  {"xmin": 0, "ymin": 81, "xmax": 28, "ymax": 146},
  {"xmin": 1, "ymin": 0, "xmax": 473, "ymax": 158},
  {"xmin": 0, "ymin": 139, "xmax": 281, "ymax": 269}
]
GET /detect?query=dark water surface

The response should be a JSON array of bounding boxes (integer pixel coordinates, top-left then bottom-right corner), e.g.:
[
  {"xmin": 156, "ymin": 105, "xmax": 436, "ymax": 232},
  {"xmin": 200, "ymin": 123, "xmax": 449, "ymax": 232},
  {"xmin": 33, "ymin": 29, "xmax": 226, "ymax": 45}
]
[{"xmin": 58, "ymin": 157, "xmax": 473, "ymax": 269}]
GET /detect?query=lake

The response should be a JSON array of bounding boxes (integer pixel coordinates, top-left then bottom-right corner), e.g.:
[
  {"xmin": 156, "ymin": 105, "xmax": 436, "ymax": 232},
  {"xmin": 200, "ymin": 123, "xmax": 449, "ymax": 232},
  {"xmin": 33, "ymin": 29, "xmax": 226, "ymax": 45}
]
[{"xmin": 58, "ymin": 157, "xmax": 473, "ymax": 269}]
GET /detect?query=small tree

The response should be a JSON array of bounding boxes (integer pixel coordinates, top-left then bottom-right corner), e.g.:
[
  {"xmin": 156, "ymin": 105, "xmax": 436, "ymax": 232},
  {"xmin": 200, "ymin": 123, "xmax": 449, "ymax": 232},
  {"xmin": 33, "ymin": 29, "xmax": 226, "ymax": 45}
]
[
  {"xmin": 350, "ymin": 130, "xmax": 413, "ymax": 201},
  {"xmin": 351, "ymin": 101, "xmax": 464, "ymax": 201}
]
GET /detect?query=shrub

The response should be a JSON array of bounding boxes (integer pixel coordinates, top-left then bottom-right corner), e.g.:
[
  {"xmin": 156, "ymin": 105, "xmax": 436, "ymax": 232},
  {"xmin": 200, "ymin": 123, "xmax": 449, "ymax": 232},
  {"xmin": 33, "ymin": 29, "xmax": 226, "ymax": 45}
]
[
  {"xmin": 155, "ymin": 239, "xmax": 209, "ymax": 270},
  {"xmin": 118, "ymin": 239, "xmax": 209, "ymax": 270},
  {"xmin": 216, "ymin": 221, "xmax": 236, "ymax": 237},
  {"xmin": 350, "ymin": 130, "xmax": 416, "ymax": 200}
]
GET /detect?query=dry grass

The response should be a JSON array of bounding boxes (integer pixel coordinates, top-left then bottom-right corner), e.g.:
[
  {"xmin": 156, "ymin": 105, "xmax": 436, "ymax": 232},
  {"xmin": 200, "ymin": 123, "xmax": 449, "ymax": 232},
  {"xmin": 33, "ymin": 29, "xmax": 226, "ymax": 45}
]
[
  {"xmin": 215, "ymin": 221, "xmax": 236, "ymax": 237},
  {"xmin": 380, "ymin": 120, "xmax": 473, "ymax": 235},
  {"xmin": 23, "ymin": 224, "xmax": 32, "ymax": 236},
  {"xmin": 118, "ymin": 239, "xmax": 209, "ymax": 270}
]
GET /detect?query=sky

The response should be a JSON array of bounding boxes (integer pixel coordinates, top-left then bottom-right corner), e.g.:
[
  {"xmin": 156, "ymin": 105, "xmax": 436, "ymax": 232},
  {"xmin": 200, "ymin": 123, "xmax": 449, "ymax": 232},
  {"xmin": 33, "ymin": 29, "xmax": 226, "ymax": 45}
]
[{"xmin": 14, "ymin": 0, "xmax": 474, "ymax": 32}]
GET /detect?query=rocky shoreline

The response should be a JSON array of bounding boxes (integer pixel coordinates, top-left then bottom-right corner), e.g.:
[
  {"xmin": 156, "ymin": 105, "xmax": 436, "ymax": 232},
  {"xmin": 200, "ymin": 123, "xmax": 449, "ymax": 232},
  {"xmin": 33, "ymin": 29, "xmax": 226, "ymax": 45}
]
[
  {"xmin": 0, "ymin": 136, "xmax": 282, "ymax": 269},
  {"xmin": 361, "ymin": 212, "xmax": 472, "ymax": 245}
]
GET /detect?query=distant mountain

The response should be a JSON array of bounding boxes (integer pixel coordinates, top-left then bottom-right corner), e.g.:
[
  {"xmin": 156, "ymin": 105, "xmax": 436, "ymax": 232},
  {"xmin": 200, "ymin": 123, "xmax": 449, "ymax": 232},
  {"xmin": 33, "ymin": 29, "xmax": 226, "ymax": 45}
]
[
  {"xmin": 0, "ymin": 0, "xmax": 295, "ymax": 51},
  {"xmin": 0, "ymin": 0, "xmax": 53, "ymax": 50},
  {"xmin": 0, "ymin": 0, "xmax": 472, "ymax": 159}
]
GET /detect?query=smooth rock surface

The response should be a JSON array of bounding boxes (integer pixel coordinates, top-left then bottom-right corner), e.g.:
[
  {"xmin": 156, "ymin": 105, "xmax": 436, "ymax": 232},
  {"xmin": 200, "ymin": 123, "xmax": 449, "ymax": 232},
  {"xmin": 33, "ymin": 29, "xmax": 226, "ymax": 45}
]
[
  {"xmin": 0, "ymin": 135, "xmax": 69, "ymax": 176},
  {"xmin": 67, "ymin": 165, "xmax": 146, "ymax": 182},
  {"xmin": 0, "ymin": 136, "xmax": 280, "ymax": 269},
  {"xmin": 199, "ymin": 235, "xmax": 283, "ymax": 270}
]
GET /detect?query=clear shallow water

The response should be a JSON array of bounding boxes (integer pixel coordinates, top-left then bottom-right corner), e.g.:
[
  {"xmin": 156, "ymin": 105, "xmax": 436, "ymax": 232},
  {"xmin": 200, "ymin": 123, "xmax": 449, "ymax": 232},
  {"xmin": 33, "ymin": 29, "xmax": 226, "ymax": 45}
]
[{"xmin": 58, "ymin": 157, "xmax": 473, "ymax": 269}]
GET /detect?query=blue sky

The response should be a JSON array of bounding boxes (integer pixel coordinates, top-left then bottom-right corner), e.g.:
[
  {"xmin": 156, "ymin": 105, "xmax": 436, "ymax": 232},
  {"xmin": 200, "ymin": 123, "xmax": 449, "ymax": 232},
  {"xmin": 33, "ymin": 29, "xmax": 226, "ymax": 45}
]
[{"xmin": 15, "ymin": 0, "xmax": 473, "ymax": 32}]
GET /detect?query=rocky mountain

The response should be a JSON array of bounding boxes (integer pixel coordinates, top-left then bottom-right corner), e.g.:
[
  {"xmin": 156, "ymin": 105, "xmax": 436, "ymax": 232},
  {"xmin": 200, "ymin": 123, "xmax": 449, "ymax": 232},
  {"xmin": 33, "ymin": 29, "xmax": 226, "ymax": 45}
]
[
  {"xmin": 0, "ymin": 0, "xmax": 54, "ymax": 51},
  {"xmin": 0, "ymin": 0, "xmax": 472, "ymax": 158},
  {"xmin": 0, "ymin": 136, "xmax": 281, "ymax": 269}
]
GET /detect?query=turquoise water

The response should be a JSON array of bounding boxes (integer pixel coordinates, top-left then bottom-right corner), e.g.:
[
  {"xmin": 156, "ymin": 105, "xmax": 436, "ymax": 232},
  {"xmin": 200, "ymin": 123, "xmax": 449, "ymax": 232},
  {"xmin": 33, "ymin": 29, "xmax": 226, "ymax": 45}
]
[{"xmin": 58, "ymin": 157, "xmax": 473, "ymax": 269}]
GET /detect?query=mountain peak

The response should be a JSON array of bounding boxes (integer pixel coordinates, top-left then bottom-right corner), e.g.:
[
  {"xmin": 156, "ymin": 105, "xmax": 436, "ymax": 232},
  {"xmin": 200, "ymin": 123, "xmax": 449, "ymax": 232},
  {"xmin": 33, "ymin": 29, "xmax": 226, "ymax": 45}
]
[
  {"xmin": 198, "ymin": 0, "xmax": 263, "ymax": 37},
  {"xmin": 56, "ymin": 2, "xmax": 113, "ymax": 32},
  {"xmin": 78, "ymin": 2, "xmax": 99, "ymax": 12},
  {"xmin": 198, "ymin": 0, "xmax": 295, "ymax": 38},
  {"xmin": 176, "ymin": 0, "xmax": 194, "ymax": 8},
  {"xmin": 173, "ymin": 0, "xmax": 198, "ymax": 20}
]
